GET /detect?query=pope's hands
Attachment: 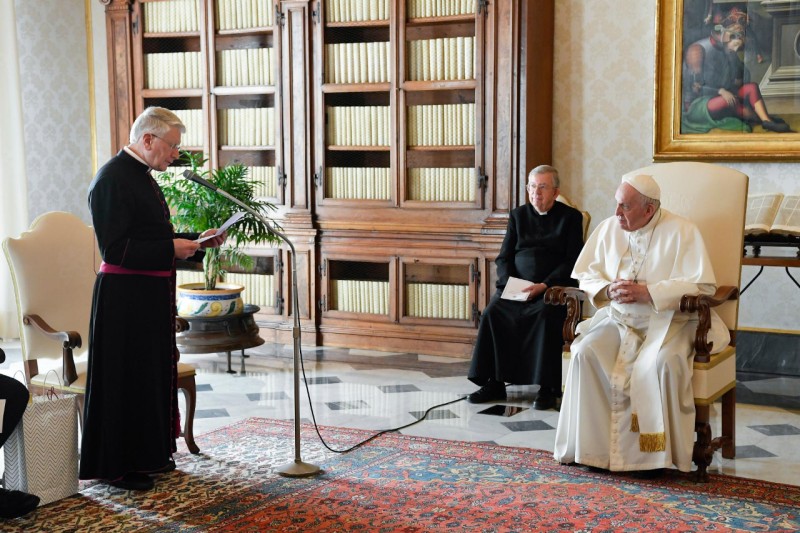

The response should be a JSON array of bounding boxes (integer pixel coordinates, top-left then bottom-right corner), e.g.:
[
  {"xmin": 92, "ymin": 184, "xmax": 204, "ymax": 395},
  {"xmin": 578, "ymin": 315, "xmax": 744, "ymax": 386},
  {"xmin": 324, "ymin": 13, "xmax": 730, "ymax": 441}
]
[{"xmin": 606, "ymin": 279, "xmax": 652, "ymax": 304}]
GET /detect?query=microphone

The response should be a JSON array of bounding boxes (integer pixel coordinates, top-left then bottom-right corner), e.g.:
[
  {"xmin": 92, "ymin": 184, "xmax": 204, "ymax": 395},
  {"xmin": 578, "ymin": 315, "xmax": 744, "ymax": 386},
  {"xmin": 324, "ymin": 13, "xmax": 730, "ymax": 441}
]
[{"xmin": 182, "ymin": 169, "xmax": 218, "ymax": 191}]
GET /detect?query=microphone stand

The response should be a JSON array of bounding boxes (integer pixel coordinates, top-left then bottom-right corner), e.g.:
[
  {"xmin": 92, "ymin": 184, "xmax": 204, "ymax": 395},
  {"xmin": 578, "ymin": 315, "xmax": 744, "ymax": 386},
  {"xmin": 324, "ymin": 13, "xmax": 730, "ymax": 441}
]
[{"xmin": 184, "ymin": 171, "xmax": 320, "ymax": 477}]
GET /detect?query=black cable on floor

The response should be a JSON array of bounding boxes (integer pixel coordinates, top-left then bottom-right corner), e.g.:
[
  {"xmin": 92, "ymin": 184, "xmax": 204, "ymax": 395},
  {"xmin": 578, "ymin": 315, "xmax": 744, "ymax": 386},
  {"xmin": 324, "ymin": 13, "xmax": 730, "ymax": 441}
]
[{"xmin": 297, "ymin": 344, "xmax": 467, "ymax": 454}]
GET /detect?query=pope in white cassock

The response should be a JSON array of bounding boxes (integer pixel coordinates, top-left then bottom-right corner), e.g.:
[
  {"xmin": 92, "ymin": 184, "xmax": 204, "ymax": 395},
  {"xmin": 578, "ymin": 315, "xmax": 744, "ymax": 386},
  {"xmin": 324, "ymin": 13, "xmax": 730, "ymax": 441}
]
[{"xmin": 553, "ymin": 173, "xmax": 730, "ymax": 473}]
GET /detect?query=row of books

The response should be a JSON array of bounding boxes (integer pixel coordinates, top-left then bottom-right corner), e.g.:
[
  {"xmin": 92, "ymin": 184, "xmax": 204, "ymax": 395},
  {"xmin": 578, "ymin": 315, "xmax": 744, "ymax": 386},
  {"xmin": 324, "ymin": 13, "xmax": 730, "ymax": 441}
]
[
  {"xmin": 407, "ymin": 103, "xmax": 475, "ymax": 146},
  {"xmin": 224, "ymin": 272, "xmax": 276, "ymax": 308},
  {"xmin": 407, "ymin": 168, "xmax": 475, "ymax": 202},
  {"xmin": 172, "ymin": 109, "xmax": 205, "ymax": 147},
  {"xmin": 325, "ymin": 0, "xmax": 389, "ymax": 23},
  {"xmin": 745, "ymin": 193, "xmax": 800, "ymax": 236},
  {"xmin": 326, "ymin": 106, "xmax": 391, "ymax": 146},
  {"xmin": 325, "ymin": 42, "xmax": 390, "ymax": 84},
  {"xmin": 251, "ymin": 166, "xmax": 278, "ymax": 197},
  {"xmin": 331, "ymin": 280, "xmax": 390, "ymax": 315},
  {"xmin": 216, "ymin": 0, "xmax": 274, "ymax": 30},
  {"xmin": 407, "ymin": 0, "xmax": 477, "ymax": 18},
  {"xmin": 407, "ymin": 37, "xmax": 475, "ymax": 82},
  {"xmin": 218, "ymin": 108, "xmax": 276, "ymax": 147},
  {"xmin": 145, "ymin": 52, "xmax": 203, "ymax": 90},
  {"xmin": 144, "ymin": 0, "xmax": 200, "ymax": 33},
  {"xmin": 407, "ymin": 283, "xmax": 470, "ymax": 320},
  {"xmin": 217, "ymin": 48, "xmax": 275, "ymax": 86},
  {"xmin": 325, "ymin": 167, "xmax": 391, "ymax": 200},
  {"xmin": 175, "ymin": 270, "xmax": 276, "ymax": 308}
]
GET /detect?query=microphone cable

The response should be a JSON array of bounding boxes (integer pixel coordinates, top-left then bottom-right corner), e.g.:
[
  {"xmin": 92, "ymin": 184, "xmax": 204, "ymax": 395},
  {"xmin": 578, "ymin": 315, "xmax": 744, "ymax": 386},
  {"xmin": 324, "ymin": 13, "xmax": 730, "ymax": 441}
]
[{"xmin": 295, "ymin": 344, "xmax": 467, "ymax": 454}]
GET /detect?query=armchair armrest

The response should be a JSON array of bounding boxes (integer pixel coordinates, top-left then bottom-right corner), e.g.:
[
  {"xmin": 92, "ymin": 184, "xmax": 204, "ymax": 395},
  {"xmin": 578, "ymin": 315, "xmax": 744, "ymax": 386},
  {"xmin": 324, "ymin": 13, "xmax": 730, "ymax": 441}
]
[
  {"xmin": 679, "ymin": 286, "xmax": 738, "ymax": 363},
  {"xmin": 544, "ymin": 286, "xmax": 586, "ymax": 349},
  {"xmin": 22, "ymin": 313, "xmax": 81, "ymax": 386}
]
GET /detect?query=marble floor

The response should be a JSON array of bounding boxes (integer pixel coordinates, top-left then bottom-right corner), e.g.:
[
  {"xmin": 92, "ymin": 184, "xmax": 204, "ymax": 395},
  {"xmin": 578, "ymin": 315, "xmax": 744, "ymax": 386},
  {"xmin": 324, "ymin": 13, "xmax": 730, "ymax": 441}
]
[{"xmin": 1, "ymin": 338, "xmax": 799, "ymax": 486}]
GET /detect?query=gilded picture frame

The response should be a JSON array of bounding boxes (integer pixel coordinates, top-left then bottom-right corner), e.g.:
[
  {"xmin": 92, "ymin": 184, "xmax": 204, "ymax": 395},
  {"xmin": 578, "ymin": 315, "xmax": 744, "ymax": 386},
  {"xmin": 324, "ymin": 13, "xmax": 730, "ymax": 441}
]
[{"xmin": 655, "ymin": 0, "xmax": 800, "ymax": 161}]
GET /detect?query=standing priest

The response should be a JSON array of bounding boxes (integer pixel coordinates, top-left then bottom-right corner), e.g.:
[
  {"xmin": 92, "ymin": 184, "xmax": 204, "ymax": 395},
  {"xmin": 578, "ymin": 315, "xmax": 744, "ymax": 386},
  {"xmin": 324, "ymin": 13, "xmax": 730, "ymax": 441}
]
[
  {"xmin": 80, "ymin": 107, "xmax": 226, "ymax": 491},
  {"xmin": 467, "ymin": 165, "xmax": 584, "ymax": 410}
]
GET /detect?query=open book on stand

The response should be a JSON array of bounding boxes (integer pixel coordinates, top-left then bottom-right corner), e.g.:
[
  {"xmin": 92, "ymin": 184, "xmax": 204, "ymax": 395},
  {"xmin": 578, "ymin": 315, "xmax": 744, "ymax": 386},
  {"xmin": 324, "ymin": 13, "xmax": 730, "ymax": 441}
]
[{"xmin": 745, "ymin": 193, "xmax": 800, "ymax": 237}]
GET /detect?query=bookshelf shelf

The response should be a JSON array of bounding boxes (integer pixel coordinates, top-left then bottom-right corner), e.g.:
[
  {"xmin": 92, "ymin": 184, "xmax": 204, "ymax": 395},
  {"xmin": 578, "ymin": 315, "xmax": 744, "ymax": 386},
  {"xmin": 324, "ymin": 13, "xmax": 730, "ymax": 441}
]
[
  {"xmin": 143, "ymin": 31, "xmax": 202, "ymax": 38},
  {"xmin": 401, "ymin": 80, "xmax": 476, "ymax": 91},
  {"xmin": 405, "ymin": 14, "xmax": 476, "ymax": 26},
  {"xmin": 322, "ymin": 83, "xmax": 392, "ymax": 93},
  {"xmin": 141, "ymin": 89, "xmax": 205, "ymax": 98},
  {"xmin": 325, "ymin": 20, "xmax": 390, "ymax": 28},
  {"xmin": 216, "ymin": 27, "xmax": 274, "ymax": 36},
  {"xmin": 327, "ymin": 145, "xmax": 391, "ymax": 152},
  {"xmin": 212, "ymin": 86, "xmax": 276, "ymax": 96}
]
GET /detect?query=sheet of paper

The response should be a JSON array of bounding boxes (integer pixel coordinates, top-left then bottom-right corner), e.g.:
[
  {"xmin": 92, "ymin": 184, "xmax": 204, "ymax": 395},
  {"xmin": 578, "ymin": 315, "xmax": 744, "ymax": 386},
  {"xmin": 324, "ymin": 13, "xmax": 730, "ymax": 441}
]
[
  {"xmin": 500, "ymin": 276, "xmax": 534, "ymax": 301},
  {"xmin": 195, "ymin": 211, "xmax": 246, "ymax": 243}
]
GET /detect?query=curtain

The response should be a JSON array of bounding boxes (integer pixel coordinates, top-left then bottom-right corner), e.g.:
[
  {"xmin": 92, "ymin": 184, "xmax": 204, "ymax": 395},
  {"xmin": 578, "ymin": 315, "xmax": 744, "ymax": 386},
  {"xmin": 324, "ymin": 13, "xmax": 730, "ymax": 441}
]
[{"xmin": 0, "ymin": 1, "xmax": 30, "ymax": 340}]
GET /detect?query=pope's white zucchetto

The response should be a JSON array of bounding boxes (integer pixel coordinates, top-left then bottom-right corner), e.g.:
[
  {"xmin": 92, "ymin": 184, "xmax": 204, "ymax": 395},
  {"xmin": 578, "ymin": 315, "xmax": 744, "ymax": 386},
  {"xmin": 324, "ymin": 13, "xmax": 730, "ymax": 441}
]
[{"xmin": 621, "ymin": 172, "xmax": 661, "ymax": 201}]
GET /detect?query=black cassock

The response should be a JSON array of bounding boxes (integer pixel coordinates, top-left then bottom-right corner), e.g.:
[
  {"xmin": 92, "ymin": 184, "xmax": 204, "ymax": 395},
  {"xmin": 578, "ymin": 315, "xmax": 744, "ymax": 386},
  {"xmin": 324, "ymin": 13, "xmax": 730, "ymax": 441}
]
[
  {"xmin": 469, "ymin": 201, "xmax": 584, "ymax": 390},
  {"xmin": 79, "ymin": 150, "xmax": 200, "ymax": 481}
]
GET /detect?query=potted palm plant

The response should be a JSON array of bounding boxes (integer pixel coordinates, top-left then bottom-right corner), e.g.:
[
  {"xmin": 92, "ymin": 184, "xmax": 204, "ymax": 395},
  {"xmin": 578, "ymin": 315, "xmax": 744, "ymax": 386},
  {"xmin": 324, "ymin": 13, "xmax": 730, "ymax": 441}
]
[{"xmin": 157, "ymin": 151, "xmax": 281, "ymax": 317}]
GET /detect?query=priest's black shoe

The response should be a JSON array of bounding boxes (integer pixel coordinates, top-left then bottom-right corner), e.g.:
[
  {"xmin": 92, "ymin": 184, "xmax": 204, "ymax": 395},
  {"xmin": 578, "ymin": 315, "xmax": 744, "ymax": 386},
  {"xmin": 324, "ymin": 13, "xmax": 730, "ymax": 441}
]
[
  {"xmin": 467, "ymin": 381, "xmax": 506, "ymax": 403},
  {"xmin": 533, "ymin": 388, "xmax": 558, "ymax": 410},
  {"xmin": 631, "ymin": 468, "xmax": 665, "ymax": 480},
  {"xmin": 150, "ymin": 459, "xmax": 176, "ymax": 474},
  {"xmin": 106, "ymin": 472, "xmax": 154, "ymax": 491},
  {"xmin": 0, "ymin": 488, "xmax": 40, "ymax": 519}
]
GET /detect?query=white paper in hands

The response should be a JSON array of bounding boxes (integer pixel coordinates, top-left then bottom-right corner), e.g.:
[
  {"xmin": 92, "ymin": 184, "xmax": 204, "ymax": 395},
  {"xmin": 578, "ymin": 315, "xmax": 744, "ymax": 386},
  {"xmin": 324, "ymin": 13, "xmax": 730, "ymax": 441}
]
[
  {"xmin": 194, "ymin": 211, "xmax": 245, "ymax": 243},
  {"xmin": 500, "ymin": 276, "xmax": 534, "ymax": 301}
]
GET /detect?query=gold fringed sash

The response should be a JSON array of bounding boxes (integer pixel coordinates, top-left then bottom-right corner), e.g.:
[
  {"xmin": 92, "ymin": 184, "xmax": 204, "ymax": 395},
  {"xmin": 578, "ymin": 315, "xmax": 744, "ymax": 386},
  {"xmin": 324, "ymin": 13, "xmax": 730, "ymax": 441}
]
[{"xmin": 639, "ymin": 432, "xmax": 667, "ymax": 453}]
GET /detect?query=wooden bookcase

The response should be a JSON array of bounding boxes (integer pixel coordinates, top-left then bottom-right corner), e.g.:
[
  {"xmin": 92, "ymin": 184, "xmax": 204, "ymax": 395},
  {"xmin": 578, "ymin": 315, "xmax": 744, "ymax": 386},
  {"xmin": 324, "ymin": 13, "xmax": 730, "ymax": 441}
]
[{"xmin": 103, "ymin": 0, "xmax": 554, "ymax": 357}]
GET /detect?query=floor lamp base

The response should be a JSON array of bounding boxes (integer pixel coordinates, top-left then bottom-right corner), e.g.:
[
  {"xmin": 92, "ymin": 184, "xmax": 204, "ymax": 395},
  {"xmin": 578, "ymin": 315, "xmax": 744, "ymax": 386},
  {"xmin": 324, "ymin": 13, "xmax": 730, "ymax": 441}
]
[{"xmin": 277, "ymin": 460, "xmax": 322, "ymax": 477}]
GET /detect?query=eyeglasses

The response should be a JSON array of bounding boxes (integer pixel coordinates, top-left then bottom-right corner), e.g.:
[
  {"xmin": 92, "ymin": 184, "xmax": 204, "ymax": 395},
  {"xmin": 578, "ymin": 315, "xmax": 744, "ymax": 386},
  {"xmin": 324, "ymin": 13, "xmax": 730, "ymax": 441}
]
[
  {"xmin": 152, "ymin": 134, "xmax": 181, "ymax": 151},
  {"xmin": 527, "ymin": 184, "xmax": 554, "ymax": 192}
]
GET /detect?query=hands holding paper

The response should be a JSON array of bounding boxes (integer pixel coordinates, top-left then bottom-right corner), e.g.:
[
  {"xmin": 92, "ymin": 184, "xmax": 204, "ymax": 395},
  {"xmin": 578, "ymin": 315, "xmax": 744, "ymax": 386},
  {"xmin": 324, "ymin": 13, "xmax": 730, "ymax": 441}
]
[
  {"xmin": 500, "ymin": 277, "xmax": 548, "ymax": 301},
  {"xmin": 173, "ymin": 211, "xmax": 243, "ymax": 259}
]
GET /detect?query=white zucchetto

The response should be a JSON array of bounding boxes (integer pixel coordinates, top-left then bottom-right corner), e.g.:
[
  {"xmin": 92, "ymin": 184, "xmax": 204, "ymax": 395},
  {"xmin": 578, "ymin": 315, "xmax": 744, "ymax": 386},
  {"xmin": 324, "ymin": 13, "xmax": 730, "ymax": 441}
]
[{"xmin": 621, "ymin": 172, "xmax": 661, "ymax": 201}]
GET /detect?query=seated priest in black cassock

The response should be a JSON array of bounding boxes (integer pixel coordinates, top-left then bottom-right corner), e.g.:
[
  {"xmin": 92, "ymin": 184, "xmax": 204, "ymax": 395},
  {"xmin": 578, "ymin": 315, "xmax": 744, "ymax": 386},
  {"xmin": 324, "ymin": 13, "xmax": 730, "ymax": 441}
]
[
  {"xmin": 467, "ymin": 165, "xmax": 584, "ymax": 410},
  {"xmin": 79, "ymin": 107, "xmax": 227, "ymax": 491}
]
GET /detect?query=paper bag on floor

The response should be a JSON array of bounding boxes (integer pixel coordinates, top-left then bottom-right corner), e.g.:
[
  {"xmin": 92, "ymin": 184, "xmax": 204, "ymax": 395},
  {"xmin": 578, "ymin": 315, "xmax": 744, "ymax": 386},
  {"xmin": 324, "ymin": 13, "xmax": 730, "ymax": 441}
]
[{"xmin": 3, "ymin": 392, "xmax": 79, "ymax": 506}]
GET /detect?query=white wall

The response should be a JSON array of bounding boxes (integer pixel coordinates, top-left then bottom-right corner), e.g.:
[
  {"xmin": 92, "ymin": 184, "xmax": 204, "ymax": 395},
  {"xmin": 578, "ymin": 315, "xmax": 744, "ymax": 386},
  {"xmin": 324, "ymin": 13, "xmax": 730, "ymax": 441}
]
[
  {"xmin": 552, "ymin": 0, "xmax": 799, "ymax": 331},
  {"xmin": 13, "ymin": 0, "xmax": 110, "ymax": 226}
]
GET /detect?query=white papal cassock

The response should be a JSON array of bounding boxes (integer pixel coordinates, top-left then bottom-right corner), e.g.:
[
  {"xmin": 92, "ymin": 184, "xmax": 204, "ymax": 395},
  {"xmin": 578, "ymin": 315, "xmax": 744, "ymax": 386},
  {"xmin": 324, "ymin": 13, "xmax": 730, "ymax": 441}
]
[{"xmin": 553, "ymin": 208, "xmax": 730, "ymax": 472}]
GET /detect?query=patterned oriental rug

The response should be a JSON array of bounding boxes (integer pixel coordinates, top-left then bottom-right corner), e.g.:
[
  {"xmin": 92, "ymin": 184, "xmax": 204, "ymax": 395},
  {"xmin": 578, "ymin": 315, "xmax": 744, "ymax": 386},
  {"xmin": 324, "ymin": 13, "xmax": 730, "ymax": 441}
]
[{"xmin": 4, "ymin": 418, "xmax": 799, "ymax": 532}]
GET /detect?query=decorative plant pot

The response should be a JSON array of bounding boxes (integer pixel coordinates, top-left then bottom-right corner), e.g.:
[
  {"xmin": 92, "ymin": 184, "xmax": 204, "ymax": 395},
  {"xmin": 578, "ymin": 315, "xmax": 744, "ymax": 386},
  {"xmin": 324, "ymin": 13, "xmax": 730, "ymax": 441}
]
[{"xmin": 177, "ymin": 282, "xmax": 245, "ymax": 317}]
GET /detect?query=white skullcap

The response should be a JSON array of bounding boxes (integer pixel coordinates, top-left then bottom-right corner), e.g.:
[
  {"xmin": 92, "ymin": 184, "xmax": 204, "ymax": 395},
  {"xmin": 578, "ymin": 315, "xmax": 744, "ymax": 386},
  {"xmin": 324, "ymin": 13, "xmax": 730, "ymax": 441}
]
[{"xmin": 621, "ymin": 172, "xmax": 660, "ymax": 200}]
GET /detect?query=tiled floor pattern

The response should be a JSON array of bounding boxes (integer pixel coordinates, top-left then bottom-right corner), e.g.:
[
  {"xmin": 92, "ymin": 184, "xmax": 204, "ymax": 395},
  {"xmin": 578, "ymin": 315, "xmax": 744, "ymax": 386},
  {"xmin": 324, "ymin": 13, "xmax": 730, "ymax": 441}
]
[{"xmin": 1, "ymin": 339, "xmax": 798, "ymax": 486}]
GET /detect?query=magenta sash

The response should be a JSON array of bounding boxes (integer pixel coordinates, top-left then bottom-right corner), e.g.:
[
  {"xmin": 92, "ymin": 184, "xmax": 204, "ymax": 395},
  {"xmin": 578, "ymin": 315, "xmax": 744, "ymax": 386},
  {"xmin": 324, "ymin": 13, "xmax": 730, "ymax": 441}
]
[{"xmin": 99, "ymin": 261, "xmax": 171, "ymax": 278}]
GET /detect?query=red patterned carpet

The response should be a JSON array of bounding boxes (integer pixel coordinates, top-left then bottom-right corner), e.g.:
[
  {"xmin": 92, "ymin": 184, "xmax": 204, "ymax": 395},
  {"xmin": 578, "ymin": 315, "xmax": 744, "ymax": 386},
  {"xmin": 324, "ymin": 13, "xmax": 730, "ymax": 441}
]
[{"xmin": 4, "ymin": 418, "xmax": 799, "ymax": 532}]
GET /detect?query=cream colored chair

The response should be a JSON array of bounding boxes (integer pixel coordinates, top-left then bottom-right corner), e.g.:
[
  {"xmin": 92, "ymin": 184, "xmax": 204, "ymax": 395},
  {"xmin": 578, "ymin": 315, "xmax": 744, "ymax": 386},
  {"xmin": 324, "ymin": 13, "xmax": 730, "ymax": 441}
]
[
  {"xmin": 3, "ymin": 211, "xmax": 200, "ymax": 453},
  {"xmin": 556, "ymin": 194, "xmax": 592, "ymax": 242},
  {"xmin": 546, "ymin": 162, "xmax": 747, "ymax": 482}
]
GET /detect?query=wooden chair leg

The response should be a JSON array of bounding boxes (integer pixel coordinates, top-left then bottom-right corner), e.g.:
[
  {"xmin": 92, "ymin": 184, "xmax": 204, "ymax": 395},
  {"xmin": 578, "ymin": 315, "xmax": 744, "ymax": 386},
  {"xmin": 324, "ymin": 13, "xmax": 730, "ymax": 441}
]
[
  {"xmin": 178, "ymin": 375, "xmax": 200, "ymax": 454},
  {"xmin": 721, "ymin": 388, "xmax": 736, "ymax": 459},
  {"xmin": 693, "ymin": 404, "xmax": 712, "ymax": 483}
]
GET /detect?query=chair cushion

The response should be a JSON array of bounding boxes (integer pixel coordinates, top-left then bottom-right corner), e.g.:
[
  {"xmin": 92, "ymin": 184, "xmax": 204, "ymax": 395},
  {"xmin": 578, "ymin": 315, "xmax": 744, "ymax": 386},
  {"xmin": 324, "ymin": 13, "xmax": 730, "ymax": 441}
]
[
  {"xmin": 692, "ymin": 346, "xmax": 736, "ymax": 405},
  {"xmin": 29, "ymin": 361, "xmax": 87, "ymax": 393},
  {"xmin": 177, "ymin": 362, "xmax": 196, "ymax": 378}
]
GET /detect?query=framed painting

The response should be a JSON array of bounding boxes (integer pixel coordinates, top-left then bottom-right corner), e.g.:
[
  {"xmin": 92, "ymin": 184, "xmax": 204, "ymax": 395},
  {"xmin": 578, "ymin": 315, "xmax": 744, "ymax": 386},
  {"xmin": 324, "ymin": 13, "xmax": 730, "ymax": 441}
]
[{"xmin": 655, "ymin": 0, "xmax": 800, "ymax": 160}]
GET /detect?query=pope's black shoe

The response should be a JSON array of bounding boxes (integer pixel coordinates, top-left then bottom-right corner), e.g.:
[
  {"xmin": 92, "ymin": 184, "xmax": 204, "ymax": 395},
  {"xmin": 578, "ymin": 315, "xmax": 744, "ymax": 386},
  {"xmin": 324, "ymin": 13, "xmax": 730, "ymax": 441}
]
[{"xmin": 467, "ymin": 381, "xmax": 506, "ymax": 403}]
